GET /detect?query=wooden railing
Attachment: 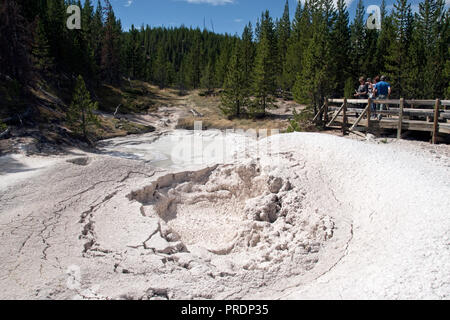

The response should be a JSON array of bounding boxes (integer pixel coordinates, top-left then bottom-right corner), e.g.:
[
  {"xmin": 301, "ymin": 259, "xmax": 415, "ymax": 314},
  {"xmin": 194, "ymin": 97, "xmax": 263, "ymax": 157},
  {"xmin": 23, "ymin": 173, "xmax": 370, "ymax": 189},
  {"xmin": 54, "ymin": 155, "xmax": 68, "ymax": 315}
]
[{"xmin": 313, "ymin": 98, "xmax": 450, "ymax": 144}]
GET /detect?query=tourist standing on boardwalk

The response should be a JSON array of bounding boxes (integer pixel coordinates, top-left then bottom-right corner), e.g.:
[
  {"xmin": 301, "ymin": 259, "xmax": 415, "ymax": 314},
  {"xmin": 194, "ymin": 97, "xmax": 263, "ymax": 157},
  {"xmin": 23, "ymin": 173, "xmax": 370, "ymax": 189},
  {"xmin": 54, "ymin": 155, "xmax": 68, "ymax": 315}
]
[
  {"xmin": 374, "ymin": 76, "xmax": 391, "ymax": 119},
  {"xmin": 355, "ymin": 77, "xmax": 369, "ymax": 102}
]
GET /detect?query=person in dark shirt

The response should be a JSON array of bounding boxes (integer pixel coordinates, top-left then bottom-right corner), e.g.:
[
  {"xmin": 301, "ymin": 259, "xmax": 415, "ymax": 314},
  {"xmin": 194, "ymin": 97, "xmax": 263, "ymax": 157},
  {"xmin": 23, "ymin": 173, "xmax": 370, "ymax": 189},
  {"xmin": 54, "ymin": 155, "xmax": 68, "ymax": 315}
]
[
  {"xmin": 367, "ymin": 78, "xmax": 376, "ymax": 116},
  {"xmin": 354, "ymin": 77, "xmax": 368, "ymax": 101}
]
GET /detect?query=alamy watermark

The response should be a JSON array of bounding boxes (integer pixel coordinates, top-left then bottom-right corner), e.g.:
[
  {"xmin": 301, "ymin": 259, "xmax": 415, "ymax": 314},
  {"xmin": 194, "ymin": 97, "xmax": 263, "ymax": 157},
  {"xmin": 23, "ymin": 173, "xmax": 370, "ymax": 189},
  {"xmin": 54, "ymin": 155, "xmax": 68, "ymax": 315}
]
[
  {"xmin": 66, "ymin": 5, "xmax": 81, "ymax": 30},
  {"xmin": 166, "ymin": 121, "xmax": 283, "ymax": 167},
  {"xmin": 367, "ymin": 5, "xmax": 382, "ymax": 30},
  {"xmin": 64, "ymin": 4, "xmax": 382, "ymax": 31}
]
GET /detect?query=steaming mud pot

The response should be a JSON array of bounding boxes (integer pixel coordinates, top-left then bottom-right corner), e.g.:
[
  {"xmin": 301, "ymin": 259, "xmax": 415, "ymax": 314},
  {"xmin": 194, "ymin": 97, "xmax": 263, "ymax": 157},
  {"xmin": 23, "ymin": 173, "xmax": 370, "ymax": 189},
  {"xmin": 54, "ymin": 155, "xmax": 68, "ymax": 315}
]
[
  {"xmin": 123, "ymin": 160, "xmax": 352, "ymax": 299},
  {"xmin": 0, "ymin": 132, "xmax": 449, "ymax": 299}
]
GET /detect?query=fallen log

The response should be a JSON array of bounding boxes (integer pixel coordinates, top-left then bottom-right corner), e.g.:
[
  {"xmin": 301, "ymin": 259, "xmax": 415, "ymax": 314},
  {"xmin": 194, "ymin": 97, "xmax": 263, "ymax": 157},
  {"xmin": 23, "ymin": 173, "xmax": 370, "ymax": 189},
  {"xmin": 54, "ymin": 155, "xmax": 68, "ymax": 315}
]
[
  {"xmin": 0, "ymin": 128, "xmax": 10, "ymax": 139},
  {"xmin": 190, "ymin": 109, "xmax": 204, "ymax": 118},
  {"xmin": 114, "ymin": 104, "xmax": 122, "ymax": 118},
  {"xmin": 37, "ymin": 86, "xmax": 66, "ymax": 107},
  {"xmin": 1, "ymin": 107, "xmax": 33, "ymax": 125}
]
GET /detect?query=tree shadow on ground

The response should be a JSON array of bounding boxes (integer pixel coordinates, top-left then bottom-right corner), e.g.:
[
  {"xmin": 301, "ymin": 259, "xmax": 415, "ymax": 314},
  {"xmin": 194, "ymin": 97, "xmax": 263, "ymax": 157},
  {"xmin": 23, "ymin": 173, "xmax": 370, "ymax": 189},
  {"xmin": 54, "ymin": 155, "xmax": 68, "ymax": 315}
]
[{"xmin": 0, "ymin": 155, "xmax": 36, "ymax": 175}]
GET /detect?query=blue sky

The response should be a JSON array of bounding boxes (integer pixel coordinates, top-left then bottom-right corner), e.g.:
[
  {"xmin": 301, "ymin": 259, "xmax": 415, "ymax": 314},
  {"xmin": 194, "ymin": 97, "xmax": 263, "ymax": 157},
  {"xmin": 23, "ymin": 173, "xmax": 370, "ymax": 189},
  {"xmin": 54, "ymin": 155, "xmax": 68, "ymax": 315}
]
[{"xmin": 106, "ymin": 0, "xmax": 449, "ymax": 34}]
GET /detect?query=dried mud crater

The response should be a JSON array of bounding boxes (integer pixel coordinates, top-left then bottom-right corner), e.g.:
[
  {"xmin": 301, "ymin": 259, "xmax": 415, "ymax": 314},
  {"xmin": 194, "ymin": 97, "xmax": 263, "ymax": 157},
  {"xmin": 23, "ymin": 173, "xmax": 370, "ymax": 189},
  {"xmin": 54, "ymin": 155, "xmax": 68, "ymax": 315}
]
[{"xmin": 125, "ymin": 160, "xmax": 352, "ymax": 298}]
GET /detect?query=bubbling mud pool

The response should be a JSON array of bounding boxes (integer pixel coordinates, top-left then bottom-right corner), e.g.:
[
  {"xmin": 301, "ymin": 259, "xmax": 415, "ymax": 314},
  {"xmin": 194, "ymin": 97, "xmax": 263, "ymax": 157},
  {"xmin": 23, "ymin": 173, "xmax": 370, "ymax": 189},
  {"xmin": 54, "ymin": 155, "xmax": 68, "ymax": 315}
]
[
  {"xmin": 89, "ymin": 130, "xmax": 352, "ymax": 299},
  {"xmin": 123, "ymin": 157, "xmax": 353, "ymax": 299}
]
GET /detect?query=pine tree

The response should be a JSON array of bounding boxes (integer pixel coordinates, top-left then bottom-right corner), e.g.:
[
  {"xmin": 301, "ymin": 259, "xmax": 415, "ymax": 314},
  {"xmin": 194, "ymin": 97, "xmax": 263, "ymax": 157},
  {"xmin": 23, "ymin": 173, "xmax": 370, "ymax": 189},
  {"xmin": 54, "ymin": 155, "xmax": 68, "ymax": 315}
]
[
  {"xmin": 32, "ymin": 17, "xmax": 54, "ymax": 77},
  {"xmin": 435, "ymin": 2, "xmax": 449, "ymax": 99},
  {"xmin": 0, "ymin": 0, "xmax": 32, "ymax": 82},
  {"xmin": 82, "ymin": 0, "xmax": 94, "ymax": 32},
  {"xmin": 374, "ymin": 0, "xmax": 393, "ymax": 76},
  {"xmin": 154, "ymin": 45, "xmax": 169, "ymax": 89},
  {"xmin": 101, "ymin": 0, "xmax": 122, "ymax": 84},
  {"xmin": 81, "ymin": 0, "xmax": 97, "ymax": 80},
  {"xmin": 46, "ymin": 0, "xmax": 66, "ymax": 66},
  {"xmin": 405, "ymin": 15, "xmax": 425, "ymax": 98},
  {"xmin": 350, "ymin": 0, "xmax": 366, "ymax": 80},
  {"xmin": 200, "ymin": 60, "xmax": 216, "ymax": 92},
  {"xmin": 293, "ymin": 0, "xmax": 334, "ymax": 112},
  {"xmin": 277, "ymin": 0, "xmax": 291, "ymax": 90},
  {"xmin": 282, "ymin": 2, "xmax": 302, "ymax": 93},
  {"xmin": 125, "ymin": 25, "xmax": 145, "ymax": 79},
  {"xmin": 331, "ymin": 0, "xmax": 351, "ymax": 97},
  {"xmin": 410, "ymin": 0, "xmax": 448, "ymax": 98},
  {"xmin": 445, "ymin": 46, "xmax": 450, "ymax": 99},
  {"xmin": 186, "ymin": 34, "xmax": 202, "ymax": 88},
  {"xmin": 92, "ymin": 0, "xmax": 104, "ymax": 82},
  {"xmin": 68, "ymin": 75, "xmax": 99, "ymax": 141},
  {"xmin": 215, "ymin": 39, "xmax": 232, "ymax": 88},
  {"xmin": 386, "ymin": 0, "xmax": 413, "ymax": 97},
  {"xmin": 283, "ymin": 1, "xmax": 312, "ymax": 94},
  {"xmin": 241, "ymin": 23, "xmax": 255, "ymax": 92},
  {"xmin": 66, "ymin": 0, "xmax": 91, "ymax": 79},
  {"xmin": 363, "ymin": 25, "xmax": 379, "ymax": 78},
  {"xmin": 220, "ymin": 43, "xmax": 250, "ymax": 118},
  {"xmin": 252, "ymin": 11, "xmax": 278, "ymax": 116},
  {"xmin": 177, "ymin": 60, "xmax": 187, "ymax": 96}
]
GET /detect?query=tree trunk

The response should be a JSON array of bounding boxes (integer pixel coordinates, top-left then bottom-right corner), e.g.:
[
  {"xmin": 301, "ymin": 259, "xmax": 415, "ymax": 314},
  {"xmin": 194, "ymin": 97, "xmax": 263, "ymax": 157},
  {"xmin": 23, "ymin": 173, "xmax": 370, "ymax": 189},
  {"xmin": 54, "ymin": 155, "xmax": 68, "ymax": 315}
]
[{"xmin": 82, "ymin": 109, "xmax": 87, "ymax": 140}]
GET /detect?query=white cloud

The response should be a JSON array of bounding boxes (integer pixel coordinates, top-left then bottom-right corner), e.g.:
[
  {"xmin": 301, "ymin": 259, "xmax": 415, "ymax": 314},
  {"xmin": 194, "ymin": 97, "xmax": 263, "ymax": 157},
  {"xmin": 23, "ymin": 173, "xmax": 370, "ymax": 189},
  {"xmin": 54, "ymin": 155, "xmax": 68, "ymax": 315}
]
[
  {"xmin": 124, "ymin": 0, "xmax": 134, "ymax": 7},
  {"xmin": 183, "ymin": 0, "xmax": 235, "ymax": 5},
  {"xmin": 234, "ymin": 18, "xmax": 243, "ymax": 23}
]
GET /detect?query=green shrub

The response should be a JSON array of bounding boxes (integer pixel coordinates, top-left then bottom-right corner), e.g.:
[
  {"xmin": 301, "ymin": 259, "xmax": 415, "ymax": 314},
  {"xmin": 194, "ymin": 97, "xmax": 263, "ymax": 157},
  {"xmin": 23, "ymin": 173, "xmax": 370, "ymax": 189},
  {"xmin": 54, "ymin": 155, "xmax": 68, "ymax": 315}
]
[
  {"xmin": 67, "ymin": 75, "xmax": 99, "ymax": 140},
  {"xmin": 286, "ymin": 119, "xmax": 301, "ymax": 133},
  {"xmin": 286, "ymin": 107, "xmax": 316, "ymax": 133}
]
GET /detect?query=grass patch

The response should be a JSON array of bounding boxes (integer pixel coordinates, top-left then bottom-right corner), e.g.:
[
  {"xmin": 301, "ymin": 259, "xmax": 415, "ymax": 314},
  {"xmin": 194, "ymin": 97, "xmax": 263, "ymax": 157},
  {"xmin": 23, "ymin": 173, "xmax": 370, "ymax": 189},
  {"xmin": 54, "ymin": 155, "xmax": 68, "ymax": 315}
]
[
  {"xmin": 95, "ymin": 80, "xmax": 157, "ymax": 114},
  {"xmin": 286, "ymin": 106, "xmax": 318, "ymax": 133},
  {"xmin": 78, "ymin": 116, "xmax": 155, "ymax": 141},
  {"xmin": 0, "ymin": 121, "xmax": 7, "ymax": 132},
  {"xmin": 0, "ymin": 79, "xmax": 30, "ymax": 118},
  {"xmin": 177, "ymin": 91, "xmax": 293, "ymax": 131}
]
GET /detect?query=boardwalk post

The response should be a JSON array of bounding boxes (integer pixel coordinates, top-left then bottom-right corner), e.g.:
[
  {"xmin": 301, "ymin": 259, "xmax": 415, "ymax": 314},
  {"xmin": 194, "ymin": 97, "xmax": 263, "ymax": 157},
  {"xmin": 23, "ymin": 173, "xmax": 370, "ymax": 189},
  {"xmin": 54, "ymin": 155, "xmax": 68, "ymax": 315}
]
[
  {"xmin": 327, "ymin": 103, "xmax": 345, "ymax": 127},
  {"xmin": 342, "ymin": 98, "xmax": 348, "ymax": 135},
  {"xmin": 350, "ymin": 102, "xmax": 371, "ymax": 132},
  {"xmin": 432, "ymin": 99, "xmax": 440, "ymax": 144},
  {"xmin": 324, "ymin": 98, "xmax": 329, "ymax": 126},
  {"xmin": 397, "ymin": 98, "xmax": 404, "ymax": 139},
  {"xmin": 367, "ymin": 98, "xmax": 372, "ymax": 133},
  {"xmin": 312, "ymin": 103, "xmax": 326, "ymax": 124}
]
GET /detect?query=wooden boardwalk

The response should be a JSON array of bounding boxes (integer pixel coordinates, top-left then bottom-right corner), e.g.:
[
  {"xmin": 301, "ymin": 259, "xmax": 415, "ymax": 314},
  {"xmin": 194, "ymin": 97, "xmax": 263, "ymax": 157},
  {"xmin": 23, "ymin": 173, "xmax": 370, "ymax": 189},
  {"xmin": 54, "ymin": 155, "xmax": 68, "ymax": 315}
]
[{"xmin": 314, "ymin": 98, "xmax": 450, "ymax": 144}]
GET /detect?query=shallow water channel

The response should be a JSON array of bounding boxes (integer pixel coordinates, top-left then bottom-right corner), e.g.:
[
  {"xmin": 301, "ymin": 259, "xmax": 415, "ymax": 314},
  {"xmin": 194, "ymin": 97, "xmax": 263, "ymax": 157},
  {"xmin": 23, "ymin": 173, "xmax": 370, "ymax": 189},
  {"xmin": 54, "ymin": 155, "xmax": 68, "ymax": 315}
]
[{"xmin": 97, "ymin": 129, "xmax": 268, "ymax": 169}]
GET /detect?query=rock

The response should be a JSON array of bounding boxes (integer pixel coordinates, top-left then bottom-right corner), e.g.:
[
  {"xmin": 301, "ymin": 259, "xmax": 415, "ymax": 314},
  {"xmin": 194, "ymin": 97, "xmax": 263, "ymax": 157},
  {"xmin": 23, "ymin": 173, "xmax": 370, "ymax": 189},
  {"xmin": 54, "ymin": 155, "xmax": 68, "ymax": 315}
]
[
  {"xmin": 283, "ymin": 180, "xmax": 292, "ymax": 191},
  {"xmin": 259, "ymin": 195, "xmax": 281, "ymax": 223},
  {"xmin": 144, "ymin": 232, "xmax": 185, "ymax": 254},
  {"xmin": 160, "ymin": 222, "xmax": 182, "ymax": 242},
  {"xmin": 268, "ymin": 176, "xmax": 283, "ymax": 194},
  {"xmin": 66, "ymin": 157, "xmax": 91, "ymax": 166},
  {"xmin": 125, "ymin": 218, "xmax": 160, "ymax": 248},
  {"xmin": 245, "ymin": 194, "xmax": 281, "ymax": 223},
  {"xmin": 171, "ymin": 253, "xmax": 195, "ymax": 269}
]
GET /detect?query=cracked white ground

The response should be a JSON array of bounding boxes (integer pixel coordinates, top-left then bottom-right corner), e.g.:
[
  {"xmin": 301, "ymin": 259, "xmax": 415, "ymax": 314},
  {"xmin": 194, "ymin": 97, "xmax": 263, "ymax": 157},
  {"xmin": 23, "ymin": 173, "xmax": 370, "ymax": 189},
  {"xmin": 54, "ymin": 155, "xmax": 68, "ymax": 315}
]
[{"xmin": 0, "ymin": 131, "xmax": 449, "ymax": 300}]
